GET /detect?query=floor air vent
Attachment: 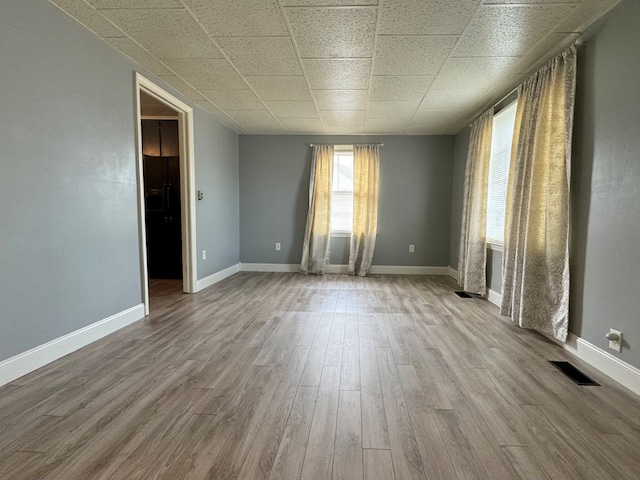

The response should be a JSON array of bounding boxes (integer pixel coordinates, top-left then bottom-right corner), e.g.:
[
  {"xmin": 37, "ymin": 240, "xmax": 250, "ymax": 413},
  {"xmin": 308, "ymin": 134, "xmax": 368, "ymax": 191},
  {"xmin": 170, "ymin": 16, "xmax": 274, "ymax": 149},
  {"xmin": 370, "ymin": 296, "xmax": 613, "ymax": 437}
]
[
  {"xmin": 454, "ymin": 291, "xmax": 472, "ymax": 298},
  {"xmin": 549, "ymin": 361, "xmax": 600, "ymax": 386}
]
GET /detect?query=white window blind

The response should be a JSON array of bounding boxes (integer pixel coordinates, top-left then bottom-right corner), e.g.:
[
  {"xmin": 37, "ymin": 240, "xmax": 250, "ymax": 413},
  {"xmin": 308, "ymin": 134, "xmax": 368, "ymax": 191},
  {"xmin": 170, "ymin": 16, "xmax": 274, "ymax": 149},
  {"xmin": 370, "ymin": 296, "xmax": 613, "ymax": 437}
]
[
  {"xmin": 486, "ymin": 101, "xmax": 517, "ymax": 245},
  {"xmin": 331, "ymin": 148, "xmax": 354, "ymax": 233}
]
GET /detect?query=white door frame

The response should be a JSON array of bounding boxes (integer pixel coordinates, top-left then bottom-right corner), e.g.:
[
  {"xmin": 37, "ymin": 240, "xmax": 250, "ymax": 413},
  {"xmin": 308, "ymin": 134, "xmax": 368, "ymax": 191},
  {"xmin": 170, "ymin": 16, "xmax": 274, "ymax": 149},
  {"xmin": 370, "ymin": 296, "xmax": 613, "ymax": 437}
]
[{"xmin": 135, "ymin": 73, "xmax": 197, "ymax": 315}]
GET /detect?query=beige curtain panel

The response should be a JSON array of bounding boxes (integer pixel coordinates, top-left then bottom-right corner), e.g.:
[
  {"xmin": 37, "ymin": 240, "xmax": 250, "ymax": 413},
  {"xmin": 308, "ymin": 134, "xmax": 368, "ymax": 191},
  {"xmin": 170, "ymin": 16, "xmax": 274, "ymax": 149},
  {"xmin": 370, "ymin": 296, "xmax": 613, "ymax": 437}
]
[
  {"xmin": 349, "ymin": 145, "xmax": 380, "ymax": 276},
  {"xmin": 458, "ymin": 110, "xmax": 493, "ymax": 295},
  {"xmin": 501, "ymin": 46, "xmax": 577, "ymax": 342},
  {"xmin": 300, "ymin": 145, "xmax": 334, "ymax": 274}
]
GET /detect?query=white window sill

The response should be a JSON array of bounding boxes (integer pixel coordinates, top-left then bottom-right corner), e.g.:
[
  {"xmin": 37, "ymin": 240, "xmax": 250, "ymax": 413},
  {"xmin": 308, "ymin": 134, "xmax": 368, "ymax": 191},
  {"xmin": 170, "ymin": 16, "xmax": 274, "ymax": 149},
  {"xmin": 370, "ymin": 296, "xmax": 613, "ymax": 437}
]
[
  {"xmin": 487, "ymin": 242, "xmax": 503, "ymax": 252},
  {"xmin": 331, "ymin": 232, "xmax": 352, "ymax": 238}
]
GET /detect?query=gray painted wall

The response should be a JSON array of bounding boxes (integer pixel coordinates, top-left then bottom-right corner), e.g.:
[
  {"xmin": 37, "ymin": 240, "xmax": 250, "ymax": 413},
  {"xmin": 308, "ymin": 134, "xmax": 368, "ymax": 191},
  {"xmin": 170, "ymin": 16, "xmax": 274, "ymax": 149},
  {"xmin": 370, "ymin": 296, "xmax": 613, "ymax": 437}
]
[
  {"xmin": 239, "ymin": 135, "xmax": 454, "ymax": 267},
  {"xmin": 0, "ymin": 0, "xmax": 238, "ymax": 362},
  {"xmin": 449, "ymin": 0, "xmax": 639, "ymax": 368},
  {"xmin": 570, "ymin": 0, "xmax": 639, "ymax": 368},
  {"xmin": 194, "ymin": 109, "xmax": 240, "ymax": 279}
]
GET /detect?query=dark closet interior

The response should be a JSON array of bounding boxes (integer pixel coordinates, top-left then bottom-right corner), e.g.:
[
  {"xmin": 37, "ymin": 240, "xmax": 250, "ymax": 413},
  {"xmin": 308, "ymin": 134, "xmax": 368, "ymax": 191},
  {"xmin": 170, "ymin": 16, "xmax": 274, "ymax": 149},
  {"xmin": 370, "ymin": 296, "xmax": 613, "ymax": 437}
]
[{"xmin": 141, "ymin": 119, "xmax": 182, "ymax": 279}]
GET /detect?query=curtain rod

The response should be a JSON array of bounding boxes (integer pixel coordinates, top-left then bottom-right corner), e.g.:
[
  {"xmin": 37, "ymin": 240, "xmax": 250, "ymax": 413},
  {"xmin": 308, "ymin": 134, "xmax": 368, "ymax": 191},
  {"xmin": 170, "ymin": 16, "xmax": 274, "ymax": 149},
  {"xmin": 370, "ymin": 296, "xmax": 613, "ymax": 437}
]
[{"xmin": 309, "ymin": 143, "xmax": 384, "ymax": 147}]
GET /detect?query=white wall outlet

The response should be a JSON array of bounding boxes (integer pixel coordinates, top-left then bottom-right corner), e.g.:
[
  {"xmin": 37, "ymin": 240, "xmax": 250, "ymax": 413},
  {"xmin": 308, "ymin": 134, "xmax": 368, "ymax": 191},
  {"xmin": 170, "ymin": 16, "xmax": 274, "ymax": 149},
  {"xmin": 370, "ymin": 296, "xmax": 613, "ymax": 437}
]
[
  {"xmin": 409, "ymin": 244, "xmax": 415, "ymax": 253},
  {"xmin": 606, "ymin": 328, "xmax": 622, "ymax": 353},
  {"xmin": 202, "ymin": 250, "xmax": 206, "ymax": 260},
  {"xmin": 275, "ymin": 243, "xmax": 281, "ymax": 251}
]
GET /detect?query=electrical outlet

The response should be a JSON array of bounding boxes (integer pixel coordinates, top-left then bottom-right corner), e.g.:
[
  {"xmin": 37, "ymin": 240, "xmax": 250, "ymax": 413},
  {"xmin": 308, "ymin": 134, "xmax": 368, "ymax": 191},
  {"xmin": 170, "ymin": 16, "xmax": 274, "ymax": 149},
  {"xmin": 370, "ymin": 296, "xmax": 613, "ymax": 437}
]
[
  {"xmin": 409, "ymin": 244, "xmax": 415, "ymax": 253},
  {"xmin": 607, "ymin": 328, "xmax": 622, "ymax": 353},
  {"xmin": 275, "ymin": 243, "xmax": 281, "ymax": 251},
  {"xmin": 202, "ymin": 250, "xmax": 206, "ymax": 260}
]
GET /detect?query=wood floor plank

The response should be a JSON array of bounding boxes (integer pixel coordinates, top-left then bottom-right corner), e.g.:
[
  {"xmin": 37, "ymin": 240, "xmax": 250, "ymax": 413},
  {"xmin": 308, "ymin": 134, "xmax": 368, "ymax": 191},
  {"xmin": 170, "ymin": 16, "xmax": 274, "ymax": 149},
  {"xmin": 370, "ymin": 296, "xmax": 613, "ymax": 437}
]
[
  {"xmin": 300, "ymin": 365, "xmax": 341, "ymax": 480},
  {"xmin": 1, "ymin": 273, "xmax": 639, "ymax": 480},
  {"xmin": 363, "ymin": 449, "xmax": 395, "ymax": 480},
  {"xmin": 332, "ymin": 390, "xmax": 363, "ymax": 480}
]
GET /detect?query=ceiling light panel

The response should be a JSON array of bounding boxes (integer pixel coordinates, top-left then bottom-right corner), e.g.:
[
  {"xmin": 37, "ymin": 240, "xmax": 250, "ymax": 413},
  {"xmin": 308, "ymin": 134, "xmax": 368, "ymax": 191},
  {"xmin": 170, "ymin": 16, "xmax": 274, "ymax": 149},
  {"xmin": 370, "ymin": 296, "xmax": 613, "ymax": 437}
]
[
  {"xmin": 453, "ymin": 4, "xmax": 576, "ymax": 58},
  {"xmin": 245, "ymin": 76, "xmax": 312, "ymax": 101},
  {"xmin": 374, "ymin": 36, "xmax": 458, "ymax": 75},
  {"xmin": 101, "ymin": 9, "xmax": 222, "ymax": 58},
  {"xmin": 303, "ymin": 59, "xmax": 371, "ymax": 89},
  {"xmin": 286, "ymin": 7, "xmax": 377, "ymax": 58},
  {"xmin": 380, "ymin": 0, "xmax": 481, "ymax": 35},
  {"xmin": 162, "ymin": 58, "xmax": 247, "ymax": 90},
  {"xmin": 51, "ymin": 0, "xmax": 125, "ymax": 37},
  {"xmin": 371, "ymin": 76, "xmax": 435, "ymax": 101},
  {"xmin": 216, "ymin": 37, "xmax": 302, "ymax": 75},
  {"xmin": 313, "ymin": 90, "xmax": 368, "ymax": 111},
  {"xmin": 182, "ymin": 0, "xmax": 288, "ymax": 37}
]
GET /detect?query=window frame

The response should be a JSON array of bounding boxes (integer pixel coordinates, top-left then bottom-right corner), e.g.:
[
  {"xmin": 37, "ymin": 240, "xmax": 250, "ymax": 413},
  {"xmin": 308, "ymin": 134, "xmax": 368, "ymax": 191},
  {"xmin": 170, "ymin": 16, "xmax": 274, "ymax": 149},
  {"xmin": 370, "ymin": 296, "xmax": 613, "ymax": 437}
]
[
  {"xmin": 330, "ymin": 145, "xmax": 354, "ymax": 236},
  {"xmin": 486, "ymin": 100, "xmax": 518, "ymax": 249}
]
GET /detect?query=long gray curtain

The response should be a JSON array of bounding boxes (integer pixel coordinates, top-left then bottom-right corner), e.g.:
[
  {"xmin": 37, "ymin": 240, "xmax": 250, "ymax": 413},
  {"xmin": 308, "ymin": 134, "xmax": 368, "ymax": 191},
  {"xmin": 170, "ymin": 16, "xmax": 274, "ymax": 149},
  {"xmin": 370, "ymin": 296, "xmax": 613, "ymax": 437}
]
[
  {"xmin": 348, "ymin": 145, "xmax": 380, "ymax": 276},
  {"xmin": 458, "ymin": 110, "xmax": 493, "ymax": 295},
  {"xmin": 501, "ymin": 46, "xmax": 577, "ymax": 342},
  {"xmin": 300, "ymin": 145, "xmax": 334, "ymax": 274}
]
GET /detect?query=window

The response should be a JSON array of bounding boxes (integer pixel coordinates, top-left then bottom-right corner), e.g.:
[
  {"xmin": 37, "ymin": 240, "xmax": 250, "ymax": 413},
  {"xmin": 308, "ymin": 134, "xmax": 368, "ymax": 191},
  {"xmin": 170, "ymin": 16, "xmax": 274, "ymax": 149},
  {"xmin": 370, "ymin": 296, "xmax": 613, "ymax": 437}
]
[
  {"xmin": 331, "ymin": 147, "xmax": 354, "ymax": 234},
  {"xmin": 486, "ymin": 101, "xmax": 517, "ymax": 246}
]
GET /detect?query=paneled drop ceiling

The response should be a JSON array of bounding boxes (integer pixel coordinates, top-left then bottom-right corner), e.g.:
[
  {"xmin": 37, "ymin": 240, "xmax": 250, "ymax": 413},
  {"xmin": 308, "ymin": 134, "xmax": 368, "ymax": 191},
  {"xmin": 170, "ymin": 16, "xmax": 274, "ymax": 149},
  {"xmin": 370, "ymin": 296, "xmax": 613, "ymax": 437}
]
[{"xmin": 50, "ymin": 0, "xmax": 620, "ymax": 135}]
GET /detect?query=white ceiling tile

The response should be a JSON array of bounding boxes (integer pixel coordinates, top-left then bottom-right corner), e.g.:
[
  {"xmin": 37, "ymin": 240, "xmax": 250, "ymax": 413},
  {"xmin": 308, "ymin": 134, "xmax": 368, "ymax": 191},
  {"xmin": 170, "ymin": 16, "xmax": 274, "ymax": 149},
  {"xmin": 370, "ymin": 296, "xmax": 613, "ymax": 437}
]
[
  {"xmin": 405, "ymin": 124, "xmax": 451, "ymax": 135},
  {"xmin": 320, "ymin": 111, "xmax": 366, "ymax": 126},
  {"xmin": 516, "ymin": 33, "xmax": 579, "ymax": 74},
  {"xmin": 418, "ymin": 88, "xmax": 488, "ymax": 111},
  {"xmin": 431, "ymin": 57, "xmax": 522, "ymax": 90},
  {"xmin": 216, "ymin": 37, "xmax": 302, "ymax": 75},
  {"xmin": 266, "ymin": 101, "xmax": 318, "ymax": 118},
  {"xmin": 182, "ymin": 0, "xmax": 288, "ymax": 37},
  {"xmin": 286, "ymin": 7, "xmax": 377, "ymax": 58},
  {"xmin": 304, "ymin": 59, "xmax": 371, "ymax": 89},
  {"xmin": 105, "ymin": 37, "xmax": 173, "ymax": 76},
  {"xmin": 554, "ymin": 0, "xmax": 619, "ymax": 33},
  {"xmin": 101, "ymin": 9, "xmax": 221, "ymax": 58},
  {"xmin": 51, "ymin": 0, "xmax": 125, "ymax": 37},
  {"xmin": 324, "ymin": 125, "xmax": 366, "ymax": 134},
  {"xmin": 374, "ymin": 36, "xmax": 457, "ymax": 75},
  {"xmin": 380, "ymin": 0, "xmax": 481, "ymax": 35},
  {"xmin": 280, "ymin": 118, "xmax": 326, "ymax": 133},
  {"xmin": 200, "ymin": 90, "xmax": 266, "ymax": 110},
  {"xmin": 87, "ymin": 0, "xmax": 181, "ymax": 8},
  {"xmin": 227, "ymin": 111, "xmax": 285, "ymax": 133},
  {"xmin": 313, "ymin": 90, "xmax": 368, "ymax": 110},
  {"xmin": 364, "ymin": 118, "xmax": 409, "ymax": 133},
  {"xmin": 162, "ymin": 58, "xmax": 246, "ymax": 90},
  {"xmin": 157, "ymin": 75, "xmax": 205, "ymax": 101},
  {"xmin": 453, "ymin": 4, "xmax": 576, "ymax": 58},
  {"xmin": 283, "ymin": 0, "xmax": 377, "ymax": 5},
  {"xmin": 410, "ymin": 110, "xmax": 461, "ymax": 125},
  {"xmin": 367, "ymin": 101, "xmax": 419, "ymax": 119},
  {"xmin": 245, "ymin": 76, "xmax": 312, "ymax": 101},
  {"xmin": 194, "ymin": 101, "xmax": 247, "ymax": 132},
  {"xmin": 371, "ymin": 76, "xmax": 434, "ymax": 101}
]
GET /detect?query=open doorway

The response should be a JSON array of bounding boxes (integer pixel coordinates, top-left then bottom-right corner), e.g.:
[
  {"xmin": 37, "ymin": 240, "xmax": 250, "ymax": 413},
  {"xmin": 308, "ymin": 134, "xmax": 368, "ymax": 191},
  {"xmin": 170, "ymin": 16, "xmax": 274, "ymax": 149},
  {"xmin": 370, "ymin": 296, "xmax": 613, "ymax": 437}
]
[{"xmin": 135, "ymin": 74, "xmax": 197, "ymax": 314}]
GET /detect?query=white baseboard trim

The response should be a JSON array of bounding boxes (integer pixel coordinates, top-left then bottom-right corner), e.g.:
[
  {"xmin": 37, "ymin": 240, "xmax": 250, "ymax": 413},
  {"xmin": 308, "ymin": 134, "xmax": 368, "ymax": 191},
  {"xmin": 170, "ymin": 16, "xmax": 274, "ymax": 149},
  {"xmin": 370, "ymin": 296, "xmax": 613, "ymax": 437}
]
[
  {"xmin": 448, "ymin": 266, "xmax": 458, "ymax": 281},
  {"xmin": 546, "ymin": 333, "xmax": 640, "ymax": 397},
  {"xmin": 240, "ymin": 263, "xmax": 299, "ymax": 273},
  {"xmin": 196, "ymin": 263, "xmax": 240, "ymax": 291},
  {"xmin": 0, "ymin": 304, "xmax": 145, "ymax": 388},
  {"xmin": 487, "ymin": 289, "xmax": 502, "ymax": 307},
  {"xmin": 240, "ymin": 263, "xmax": 452, "ymax": 275}
]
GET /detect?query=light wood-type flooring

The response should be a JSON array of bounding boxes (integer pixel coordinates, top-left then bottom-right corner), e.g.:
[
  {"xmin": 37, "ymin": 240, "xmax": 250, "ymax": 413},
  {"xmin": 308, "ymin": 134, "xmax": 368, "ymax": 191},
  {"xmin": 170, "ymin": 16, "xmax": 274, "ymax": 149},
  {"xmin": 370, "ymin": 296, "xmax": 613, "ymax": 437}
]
[{"xmin": 1, "ymin": 273, "xmax": 639, "ymax": 479}]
